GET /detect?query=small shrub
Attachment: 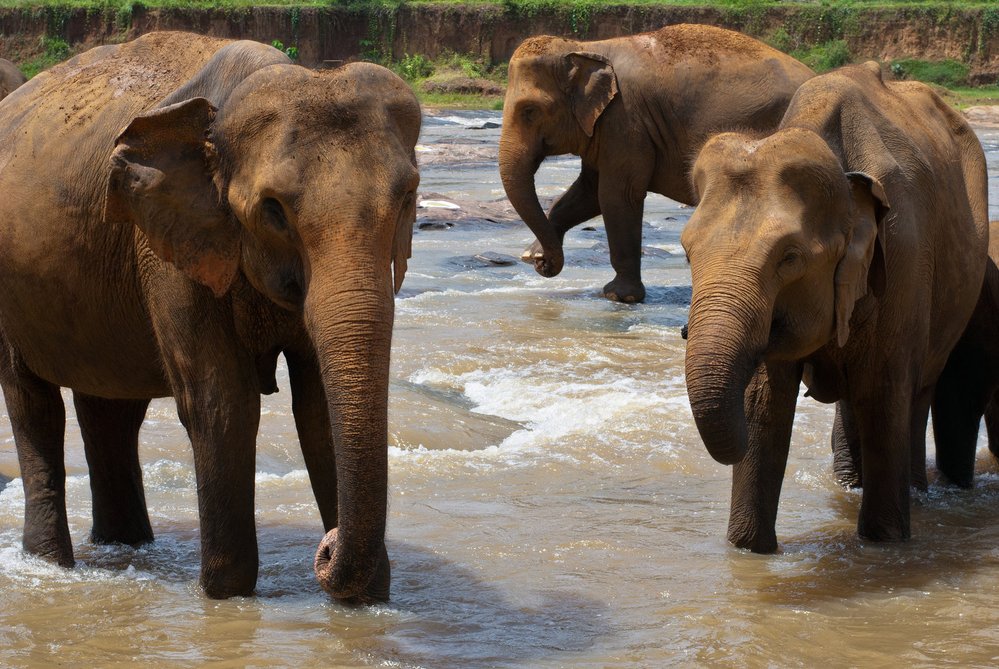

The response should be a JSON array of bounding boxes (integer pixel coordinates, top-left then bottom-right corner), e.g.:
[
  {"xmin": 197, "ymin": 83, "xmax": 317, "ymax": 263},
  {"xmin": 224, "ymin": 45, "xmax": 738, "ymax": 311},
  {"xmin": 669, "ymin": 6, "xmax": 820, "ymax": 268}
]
[
  {"xmin": 792, "ymin": 39, "xmax": 851, "ymax": 73},
  {"xmin": 270, "ymin": 39, "xmax": 299, "ymax": 61},
  {"xmin": 42, "ymin": 36, "xmax": 70, "ymax": 61},
  {"xmin": 767, "ymin": 27, "xmax": 793, "ymax": 54},
  {"xmin": 890, "ymin": 58, "xmax": 969, "ymax": 88},
  {"xmin": 395, "ymin": 53, "xmax": 434, "ymax": 81}
]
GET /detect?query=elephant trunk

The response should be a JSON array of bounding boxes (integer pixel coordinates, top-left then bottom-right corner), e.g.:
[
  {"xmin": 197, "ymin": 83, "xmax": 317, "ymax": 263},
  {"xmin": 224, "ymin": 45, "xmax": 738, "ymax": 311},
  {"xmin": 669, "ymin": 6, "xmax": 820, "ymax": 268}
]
[
  {"xmin": 305, "ymin": 266, "xmax": 393, "ymax": 603},
  {"xmin": 684, "ymin": 278, "xmax": 770, "ymax": 465},
  {"xmin": 498, "ymin": 132, "xmax": 563, "ymax": 277}
]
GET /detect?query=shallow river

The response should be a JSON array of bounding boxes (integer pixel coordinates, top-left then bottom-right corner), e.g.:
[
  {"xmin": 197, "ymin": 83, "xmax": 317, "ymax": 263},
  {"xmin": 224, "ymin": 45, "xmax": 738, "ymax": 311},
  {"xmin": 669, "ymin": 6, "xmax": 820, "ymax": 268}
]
[{"xmin": 2, "ymin": 113, "xmax": 999, "ymax": 667}]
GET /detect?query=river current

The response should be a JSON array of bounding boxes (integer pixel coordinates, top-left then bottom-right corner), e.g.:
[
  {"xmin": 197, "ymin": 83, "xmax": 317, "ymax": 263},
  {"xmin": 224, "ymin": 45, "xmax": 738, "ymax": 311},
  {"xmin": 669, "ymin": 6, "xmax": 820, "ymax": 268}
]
[{"xmin": 1, "ymin": 112, "xmax": 998, "ymax": 667}]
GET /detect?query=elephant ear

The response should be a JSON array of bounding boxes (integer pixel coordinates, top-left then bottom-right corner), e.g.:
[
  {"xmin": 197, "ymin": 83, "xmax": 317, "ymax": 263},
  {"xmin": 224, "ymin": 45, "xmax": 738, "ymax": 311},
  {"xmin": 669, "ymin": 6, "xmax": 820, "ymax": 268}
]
[
  {"xmin": 833, "ymin": 171, "xmax": 890, "ymax": 347},
  {"xmin": 392, "ymin": 193, "xmax": 416, "ymax": 294},
  {"xmin": 563, "ymin": 51, "xmax": 618, "ymax": 138},
  {"xmin": 104, "ymin": 97, "xmax": 240, "ymax": 297}
]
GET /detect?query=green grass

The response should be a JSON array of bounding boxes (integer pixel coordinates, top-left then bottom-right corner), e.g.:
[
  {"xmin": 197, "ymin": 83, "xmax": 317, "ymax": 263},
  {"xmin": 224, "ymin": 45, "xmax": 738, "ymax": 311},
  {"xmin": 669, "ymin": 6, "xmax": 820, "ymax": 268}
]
[
  {"xmin": 0, "ymin": 0, "xmax": 997, "ymax": 9},
  {"xmin": 890, "ymin": 58, "xmax": 970, "ymax": 87}
]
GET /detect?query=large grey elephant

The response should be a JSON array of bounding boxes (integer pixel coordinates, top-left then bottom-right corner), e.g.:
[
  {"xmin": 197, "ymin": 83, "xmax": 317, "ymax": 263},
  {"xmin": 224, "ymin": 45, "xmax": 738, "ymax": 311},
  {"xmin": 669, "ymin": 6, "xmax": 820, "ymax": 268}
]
[
  {"xmin": 498, "ymin": 24, "xmax": 814, "ymax": 302},
  {"xmin": 0, "ymin": 57, "xmax": 26, "ymax": 101},
  {"xmin": 681, "ymin": 61, "xmax": 988, "ymax": 551},
  {"xmin": 0, "ymin": 32, "xmax": 421, "ymax": 602}
]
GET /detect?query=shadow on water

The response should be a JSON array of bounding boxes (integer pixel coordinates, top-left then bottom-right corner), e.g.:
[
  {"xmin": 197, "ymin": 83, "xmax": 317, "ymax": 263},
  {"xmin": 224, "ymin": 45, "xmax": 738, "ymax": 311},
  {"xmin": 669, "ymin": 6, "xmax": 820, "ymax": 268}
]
[
  {"xmin": 68, "ymin": 528, "xmax": 612, "ymax": 668},
  {"xmin": 745, "ymin": 473, "xmax": 999, "ymax": 606},
  {"xmin": 356, "ymin": 541, "xmax": 613, "ymax": 669}
]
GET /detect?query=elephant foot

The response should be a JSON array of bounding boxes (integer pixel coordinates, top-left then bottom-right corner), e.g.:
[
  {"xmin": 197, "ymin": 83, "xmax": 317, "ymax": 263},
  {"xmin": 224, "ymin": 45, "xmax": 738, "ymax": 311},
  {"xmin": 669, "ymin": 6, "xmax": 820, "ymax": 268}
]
[
  {"xmin": 90, "ymin": 524, "xmax": 154, "ymax": 548},
  {"xmin": 603, "ymin": 276, "xmax": 646, "ymax": 303},
  {"xmin": 727, "ymin": 523, "xmax": 778, "ymax": 554},
  {"xmin": 23, "ymin": 532, "xmax": 75, "ymax": 568},
  {"xmin": 200, "ymin": 552, "xmax": 258, "ymax": 599},
  {"xmin": 857, "ymin": 518, "xmax": 910, "ymax": 543}
]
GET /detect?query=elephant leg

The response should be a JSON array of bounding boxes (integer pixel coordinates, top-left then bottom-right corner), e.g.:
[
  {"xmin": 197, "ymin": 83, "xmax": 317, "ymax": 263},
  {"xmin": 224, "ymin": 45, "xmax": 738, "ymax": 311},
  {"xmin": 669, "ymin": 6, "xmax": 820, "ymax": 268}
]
[
  {"xmin": 931, "ymin": 371, "xmax": 983, "ymax": 488},
  {"xmin": 831, "ymin": 401, "xmax": 862, "ymax": 488},
  {"xmin": 73, "ymin": 392, "xmax": 153, "ymax": 545},
  {"xmin": 285, "ymin": 347, "xmax": 337, "ymax": 531},
  {"xmin": 986, "ymin": 389, "xmax": 999, "ymax": 460},
  {"xmin": 521, "ymin": 167, "xmax": 600, "ymax": 262},
  {"xmin": 727, "ymin": 361, "xmax": 801, "ymax": 553},
  {"xmin": 149, "ymin": 289, "xmax": 261, "ymax": 598},
  {"xmin": 0, "ymin": 339, "xmax": 71, "ymax": 566},
  {"xmin": 598, "ymin": 179, "xmax": 646, "ymax": 303},
  {"xmin": 854, "ymin": 387, "xmax": 912, "ymax": 542},
  {"xmin": 909, "ymin": 388, "xmax": 931, "ymax": 492}
]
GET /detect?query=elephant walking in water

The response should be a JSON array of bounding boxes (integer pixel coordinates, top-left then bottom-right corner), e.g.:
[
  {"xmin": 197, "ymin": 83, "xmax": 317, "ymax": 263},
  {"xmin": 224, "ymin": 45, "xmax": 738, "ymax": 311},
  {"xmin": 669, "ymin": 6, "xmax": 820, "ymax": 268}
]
[
  {"xmin": 681, "ymin": 61, "xmax": 987, "ymax": 551},
  {"xmin": 0, "ymin": 32, "xmax": 421, "ymax": 602},
  {"xmin": 498, "ymin": 24, "xmax": 813, "ymax": 302}
]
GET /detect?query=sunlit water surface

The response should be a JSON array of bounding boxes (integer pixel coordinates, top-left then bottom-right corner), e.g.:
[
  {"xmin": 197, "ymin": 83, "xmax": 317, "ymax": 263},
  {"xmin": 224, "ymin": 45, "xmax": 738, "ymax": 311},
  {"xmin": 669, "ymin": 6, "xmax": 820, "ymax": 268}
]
[{"xmin": 2, "ymin": 113, "xmax": 998, "ymax": 667}]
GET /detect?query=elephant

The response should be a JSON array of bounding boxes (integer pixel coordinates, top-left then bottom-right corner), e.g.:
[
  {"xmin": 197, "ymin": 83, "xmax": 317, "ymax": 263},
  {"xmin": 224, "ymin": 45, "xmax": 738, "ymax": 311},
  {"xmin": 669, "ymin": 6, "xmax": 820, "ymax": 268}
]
[
  {"xmin": 0, "ymin": 57, "xmax": 26, "ymax": 101},
  {"xmin": 0, "ymin": 32, "xmax": 421, "ymax": 602},
  {"xmin": 929, "ymin": 220, "xmax": 999, "ymax": 487},
  {"xmin": 498, "ymin": 24, "xmax": 814, "ymax": 303},
  {"xmin": 680, "ymin": 61, "xmax": 988, "ymax": 552}
]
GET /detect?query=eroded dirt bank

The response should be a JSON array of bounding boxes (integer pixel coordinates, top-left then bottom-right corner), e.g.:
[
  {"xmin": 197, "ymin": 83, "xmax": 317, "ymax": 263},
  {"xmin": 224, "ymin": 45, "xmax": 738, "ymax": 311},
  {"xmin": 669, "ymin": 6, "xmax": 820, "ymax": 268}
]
[{"xmin": 1, "ymin": 4, "xmax": 998, "ymax": 81}]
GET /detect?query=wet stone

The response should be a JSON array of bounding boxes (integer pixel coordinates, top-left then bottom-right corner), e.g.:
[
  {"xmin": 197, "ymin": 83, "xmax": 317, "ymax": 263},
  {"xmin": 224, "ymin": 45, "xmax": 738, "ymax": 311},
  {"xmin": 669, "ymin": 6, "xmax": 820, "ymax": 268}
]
[{"xmin": 473, "ymin": 251, "xmax": 518, "ymax": 266}]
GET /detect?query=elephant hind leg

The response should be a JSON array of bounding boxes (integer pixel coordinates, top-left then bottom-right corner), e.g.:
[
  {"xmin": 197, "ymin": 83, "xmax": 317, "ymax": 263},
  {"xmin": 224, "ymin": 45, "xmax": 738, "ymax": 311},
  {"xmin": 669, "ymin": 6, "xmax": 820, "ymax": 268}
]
[
  {"xmin": 0, "ymin": 338, "xmax": 72, "ymax": 566},
  {"xmin": 73, "ymin": 392, "xmax": 153, "ymax": 546},
  {"xmin": 986, "ymin": 390, "xmax": 999, "ymax": 461}
]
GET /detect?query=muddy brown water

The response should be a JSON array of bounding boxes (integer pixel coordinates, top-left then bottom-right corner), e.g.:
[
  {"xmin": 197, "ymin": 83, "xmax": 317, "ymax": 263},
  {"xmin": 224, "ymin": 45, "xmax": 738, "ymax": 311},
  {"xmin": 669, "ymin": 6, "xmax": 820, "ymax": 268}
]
[{"xmin": 1, "ymin": 112, "xmax": 998, "ymax": 667}]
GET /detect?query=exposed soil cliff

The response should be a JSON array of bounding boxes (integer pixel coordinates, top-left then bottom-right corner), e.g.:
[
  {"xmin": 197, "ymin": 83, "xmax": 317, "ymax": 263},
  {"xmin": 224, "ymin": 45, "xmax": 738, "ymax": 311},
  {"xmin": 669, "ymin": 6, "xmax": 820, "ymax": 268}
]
[{"xmin": 1, "ymin": 4, "xmax": 998, "ymax": 82}]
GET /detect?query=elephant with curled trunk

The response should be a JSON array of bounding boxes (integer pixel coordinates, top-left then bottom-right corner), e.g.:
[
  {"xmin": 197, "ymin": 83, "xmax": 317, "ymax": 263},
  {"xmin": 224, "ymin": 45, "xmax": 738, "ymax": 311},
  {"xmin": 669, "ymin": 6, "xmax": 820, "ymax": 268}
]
[
  {"xmin": 0, "ymin": 32, "xmax": 420, "ymax": 602},
  {"xmin": 0, "ymin": 58, "xmax": 26, "ymax": 101},
  {"xmin": 498, "ymin": 24, "xmax": 814, "ymax": 303},
  {"xmin": 681, "ymin": 61, "xmax": 988, "ymax": 552}
]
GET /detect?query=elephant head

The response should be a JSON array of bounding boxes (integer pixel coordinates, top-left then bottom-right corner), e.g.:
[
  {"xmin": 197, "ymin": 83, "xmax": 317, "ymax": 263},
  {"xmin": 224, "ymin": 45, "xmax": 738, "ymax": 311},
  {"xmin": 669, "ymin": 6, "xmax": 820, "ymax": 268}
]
[
  {"xmin": 498, "ymin": 36, "xmax": 618, "ymax": 277},
  {"xmin": 104, "ymin": 62, "xmax": 420, "ymax": 602},
  {"xmin": 681, "ymin": 128, "xmax": 889, "ymax": 465}
]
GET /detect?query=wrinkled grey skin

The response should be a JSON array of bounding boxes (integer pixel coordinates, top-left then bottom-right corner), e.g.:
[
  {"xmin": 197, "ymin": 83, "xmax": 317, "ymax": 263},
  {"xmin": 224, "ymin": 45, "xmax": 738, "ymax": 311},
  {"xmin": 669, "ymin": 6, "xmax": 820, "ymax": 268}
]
[
  {"xmin": 0, "ymin": 32, "xmax": 420, "ymax": 602},
  {"xmin": 0, "ymin": 58, "xmax": 26, "ymax": 101},
  {"xmin": 681, "ymin": 62, "xmax": 988, "ymax": 552},
  {"xmin": 499, "ymin": 24, "xmax": 814, "ymax": 302}
]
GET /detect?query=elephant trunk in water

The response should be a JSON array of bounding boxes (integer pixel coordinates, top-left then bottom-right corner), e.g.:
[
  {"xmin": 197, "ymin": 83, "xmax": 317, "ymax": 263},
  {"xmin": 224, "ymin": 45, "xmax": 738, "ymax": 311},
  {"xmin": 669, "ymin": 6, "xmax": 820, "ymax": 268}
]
[
  {"xmin": 305, "ymin": 268, "xmax": 393, "ymax": 602},
  {"xmin": 684, "ymin": 277, "xmax": 771, "ymax": 465},
  {"xmin": 498, "ymin": 132, "xmax": 564, "ymax": 277}
]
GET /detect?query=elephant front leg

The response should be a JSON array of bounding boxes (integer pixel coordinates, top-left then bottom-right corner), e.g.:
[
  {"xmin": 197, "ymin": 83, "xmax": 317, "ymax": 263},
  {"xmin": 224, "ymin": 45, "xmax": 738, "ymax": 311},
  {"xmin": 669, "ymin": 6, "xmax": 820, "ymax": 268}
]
[
  {"xmin": 150, "ymin": 287, "xmax": 262, "ymax": 598},
  {"xmin": 286, "ymin": 346, "xmax": 337, "ymax": 531},
  {"xmin": 599, "ymin": 178, "xmax": 646, "ymax": 303},
  {"xmin": 854, "ymin": 389, "xmax": 913, "ymax": 542},
  {"xmin": 0, "ymin": 342, "xmax": 72, "ymax": 566},
  {"xmin": 74, "ymin": 392, "xmax": 153, "ymax": 546},
  {"xmin": 727, "ymin": 361, "xmax": 801, "ymax": 553},
  {"xmin": 522, "ymin": 167, "xmax": 601, "ymax": 267}
]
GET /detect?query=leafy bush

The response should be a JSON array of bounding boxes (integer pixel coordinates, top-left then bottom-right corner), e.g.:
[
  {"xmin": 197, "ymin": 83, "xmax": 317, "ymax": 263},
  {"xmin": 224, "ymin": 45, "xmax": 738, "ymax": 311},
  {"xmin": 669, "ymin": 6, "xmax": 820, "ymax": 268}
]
[
  {"xmin": 890, "ymin": 58, "xmax": 969, "ymax": 87},
  {"xmin": 792, "ymin": 39, "xmax": 852, "ymax": 72},
  {"xmin": 270, "ymin": 39, "xmax": 299, "ymax": 61},
  {"xmin": 394, "ymin": 53, "xmax": 434, "ymax": 81}
]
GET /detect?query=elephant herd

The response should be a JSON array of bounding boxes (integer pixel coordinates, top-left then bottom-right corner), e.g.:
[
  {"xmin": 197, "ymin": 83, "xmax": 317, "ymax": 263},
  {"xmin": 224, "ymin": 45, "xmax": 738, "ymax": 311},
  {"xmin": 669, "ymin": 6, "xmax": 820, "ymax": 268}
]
[{"xmin": 0, "ymin": 25, "xmax": 995, "ymax": 604}]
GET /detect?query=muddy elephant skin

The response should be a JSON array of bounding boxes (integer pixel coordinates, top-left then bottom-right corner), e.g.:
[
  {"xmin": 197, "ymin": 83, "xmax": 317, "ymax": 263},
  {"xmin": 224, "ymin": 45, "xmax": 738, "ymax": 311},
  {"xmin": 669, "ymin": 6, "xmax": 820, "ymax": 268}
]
[
  {"xmin": 0, "ymin": 32, "xmax": 421, "ymax": 602},
  {"xmin": 681, "ymin": 61, "xmax": 988, "ymax": 552},
  {"xmin": 498, "ymin": 24, "xmax": 814, "ymax": 303},
  {"xmin": 0, "ymin": 57, "xmax": 26, "ymax": 101}
]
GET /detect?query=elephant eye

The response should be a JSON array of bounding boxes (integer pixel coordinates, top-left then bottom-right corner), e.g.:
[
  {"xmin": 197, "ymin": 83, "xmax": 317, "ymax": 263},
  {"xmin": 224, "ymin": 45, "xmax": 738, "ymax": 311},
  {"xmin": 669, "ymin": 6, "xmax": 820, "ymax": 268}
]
[
  {"xmin": 778, "ymin": 247, "xmax": 804, "ymax": 274},
  {"xmin": 260, "ymin": 197, "xmax": 289, "ymax": 232},
  {"xmin": 519, "ymin": 104, "xmax": 539, "ymax": 124}
]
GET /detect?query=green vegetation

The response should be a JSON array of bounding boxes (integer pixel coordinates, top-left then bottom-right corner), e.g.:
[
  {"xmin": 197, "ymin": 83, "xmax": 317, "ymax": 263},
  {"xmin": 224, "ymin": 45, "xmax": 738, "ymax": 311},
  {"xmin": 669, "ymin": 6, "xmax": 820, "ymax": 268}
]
[
  {"xmin": 388, "ymin": 52, "xmax": 506, "ymax": 109},
  {"xmin": 18, "ymin": 35, "xmax": 69, "ymax": 78},
  {"xmin": 791, "ymin": 39, "xmax": 852, "ymax": 73},
  {"xmin": 890, "ymin": 58, "xmax": 970, "ymax": 87}
]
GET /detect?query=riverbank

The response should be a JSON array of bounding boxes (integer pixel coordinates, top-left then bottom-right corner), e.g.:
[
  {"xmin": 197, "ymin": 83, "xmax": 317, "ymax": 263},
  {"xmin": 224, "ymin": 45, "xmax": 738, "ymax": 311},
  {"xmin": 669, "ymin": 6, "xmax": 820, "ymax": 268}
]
[{"xmin": 2, "ymin": 2, "xmax": 999, "ymax": 108}]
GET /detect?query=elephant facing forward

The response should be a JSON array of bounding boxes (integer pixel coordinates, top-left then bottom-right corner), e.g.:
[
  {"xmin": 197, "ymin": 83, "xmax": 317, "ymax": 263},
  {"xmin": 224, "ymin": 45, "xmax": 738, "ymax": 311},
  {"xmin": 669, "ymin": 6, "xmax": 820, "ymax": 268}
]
[
  {"xmin": 0, "ymin": 32, "xmax": 420, "ymax": 602},
  {"xmin": 681, "ymin": 62, "xmax": 987, "ymax": 551},
  {"xmin": 499, "ymin": 24, "xmax": 813, "ymax": 302}
]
